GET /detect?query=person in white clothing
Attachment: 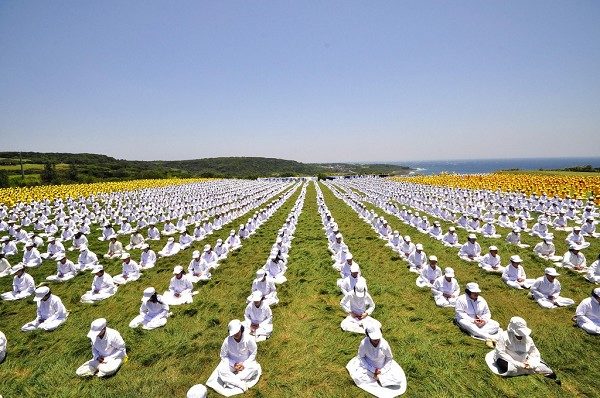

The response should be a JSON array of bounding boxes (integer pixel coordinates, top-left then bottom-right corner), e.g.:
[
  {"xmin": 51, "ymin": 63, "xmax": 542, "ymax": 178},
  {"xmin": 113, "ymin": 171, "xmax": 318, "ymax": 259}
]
[
  {"xmin": 565, "ymin": 227, "xmax": 590, "ymax": 249},
  {"xmin": 559, "ymin": 244, "xmax": 587, "ymax": 272},
  {"xmin": 225, "ymin": 230, "xmax": 242, "ymax": 250},
  {"xmin": 346, "ymin": 325, "xmax": 406, "ymax": 395},
  {"xmin": 77, "ymin": 245, "xmax": 99, "ymax": 272},
  {"xmin": 575, "ymin": 288, "xmax": 600, "ymax": 335},
  {"xmin": 200, "ymin": 244, "xmax": 219, "ymax": 269},
  {"xmin": 416, "ymin": 256, "xmax": 442, "ymax": 287},
  {"xmin": 264, "ymin": 254, "xmax": 287, "ymax": 284},
  {"xmin": 104, "ymin": 236, "xmax": 123, "ymax": 259},
  {"xmin": 339, "ymin": 263, "xmax": 366, "ymax": 295},
  {"xmin": 455, "ymin": 282, "xmax": 501, "ymax": 342},
  {"xmin": 69, "ymin": 231, "xmax": 88, "ymax": 252},
  {"xmin": 214, "ymin": 239, "xmax": 228, "ymax": 259},
  {"xmin": 147, "ymin": 224, "xmax": 161, "ymax": 241},
  {"xmin": 530, "ymin": 268, "xmax": 575, "ymax": 308},
  {"xmin": 179, "ymin": 231, "xmax": 194, "ymax": 250},
  {"xmin": 432, "ymin": 267, "xmax": 460, "ymax": 307},
  {"xmin": 40, "ymin": 237, "xmax": 65, "ymax": 260},
  {"xmin": 479, "ymin": 246, "xmax": 503, "ymax": 273},
  {"xmin": 506, "ymin": 228, "xmax": 529, "ymax": 248},
  {"xmin": 162, "ymin": 265, "xmax": 194, "ymax": 305},
  {"xmin": 243, "ymin": 291, "xmax": 273, "ymax": 341},
  {"xmin": 113, "ymin": 253, "xmax": 141, "ymax": 285},
  {"xmin": 129, "ymin": 287, "xmax": 170, "ymax": 330},
  {"xmin": 139, "ymin": 243, "xmax": 156, "ymax": 270},
  {"xmin": 46, "ymin": 253, "xmax": 78, "ymax": 282},
  {"xmin": 0, "ymin": 253, "xmax": 11, "ymax": 277},
  {"xmin": 533, "ymin": 234, "xmax": 562, "ymax": 262},
  {"xmin": 158, "ymin": 237, "xmax": 181, "ymax": 257},
  {"xmin": 442, "ymin": 227, "xmax": 461, "ymax": 247},
  {"xmin": 125, "ymin": 229, "xmax": 145, "ymax": 250},
  {"xmin": 491, "ymin": 317, "xmax": 557, "ymax": 379},
  {"xmin": 22, "ymin": 241, "xmax": 42, "ymax": 268},
  {"xmin": 408, "ymin": 243, "xmax": 427, "ymax": 273},
  {"xmin": 501, "ymin": 255, "xmax": 535, "ymax": 289},
  {"xmin": 249, "ymin": 269, "xmax": 278, "ymax": 306},
  {"xmin": 21, "ymin": 286, "xmax": 68, "ymax": 331},
  {"xmin": 211, "ymin": 319, "xmax": 261, "ymax": 394},
  {"xmin": 584, "ymin": 254, "xmax": 600, "ymax": 283},
  {"xmin": 459, "ymin": 234, "xmax": 482, "ymax": 262},
  {"xmin": 0, "ymin": 330, "xmax": 6, "ymax": 363},
  {"xmin": 340, "ymin": 279, "xmax": 380, "ymax": 334},
  {"xmin": 188, "ymin": 250, "xmax": 211, "ymax": 283},
  {"xmin": 1, "ymin": 263, "xmax": 35, "ymax": 301},
  {"xmin": 80, "ymin": 265, "xmax": 118, "ymax": 303},
  {"xmin": 399, "ymin": 235, "xmax": 415, "ymax": 258},
  {"xmin": 481, "ymin": 221, "xmax": 501, "ymax": 238},
  {"xmin": 76, "ymin": 318, "xmax": 126, "ymax": 378}
]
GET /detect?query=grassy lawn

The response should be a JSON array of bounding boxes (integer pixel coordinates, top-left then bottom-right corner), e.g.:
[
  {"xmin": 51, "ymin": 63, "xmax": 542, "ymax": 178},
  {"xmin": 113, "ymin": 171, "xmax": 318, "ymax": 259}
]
[
  {"xmin": 0, "ymin": 181, "xmax": 598, "ymax": 397},
  {"xmin": 324, "ymin": 180, "xmax": 598, "ymax": 397}
]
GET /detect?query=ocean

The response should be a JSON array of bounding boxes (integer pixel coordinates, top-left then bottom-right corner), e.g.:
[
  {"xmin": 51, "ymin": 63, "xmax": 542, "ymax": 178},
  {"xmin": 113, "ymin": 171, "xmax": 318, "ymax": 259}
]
[{"xmin": 390, "ymin": 157, "xmax": 600, "ymax": 175}]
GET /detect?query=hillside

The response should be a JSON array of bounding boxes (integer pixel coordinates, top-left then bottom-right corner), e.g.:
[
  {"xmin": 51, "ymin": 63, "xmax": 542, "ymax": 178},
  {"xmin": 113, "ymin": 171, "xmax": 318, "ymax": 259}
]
[{"xmin": 0, "ymin": 152, "xmax": 411, "ymax": 186}]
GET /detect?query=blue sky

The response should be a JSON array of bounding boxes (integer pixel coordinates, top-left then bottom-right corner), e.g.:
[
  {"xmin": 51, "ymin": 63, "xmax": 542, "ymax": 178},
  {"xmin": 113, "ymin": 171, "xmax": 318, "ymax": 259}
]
[{"xmin": 1, "ymin": 1, "xmax": 599, "ymax": 162}]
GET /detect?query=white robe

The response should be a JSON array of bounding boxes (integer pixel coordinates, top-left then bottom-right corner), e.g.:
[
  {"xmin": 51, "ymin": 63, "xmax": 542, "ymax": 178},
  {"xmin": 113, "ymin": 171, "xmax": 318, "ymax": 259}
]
[
  {"xmin": 584, "ymin": 260, "xmax": 600, "ymax": 283},
  {"xmin": 479, "ymin": 254, "xmax": 504, "ymax": 273},
  {"xmin": 158, "ymin": 242, "xmax": 181, "ymax": 257},
  {"xmin": 340, "ymin": 291, "xmax": 380, "ymax": 334},
  {"xmin": 162, "ymin": 276, "xmax": 194, "ymax": 305},
  {"xmin": 346, "ymin": 337, "xmax": 406, "ymax": 397},
  {"xmin": 21, "ymin": 294, "xmax": 68, "ymax": 331},
  {"xmin": 416, "ymin": 266, "xmax": 441, "ymax": 288},
  {"xmin": 81, "ymin": 274, "xmax": 117, "ymax": 303},
  {"xmin": 458, "ymin": 242, "xmax": 482, "ymax": 261},
  {"xmin": 212, "ymin": 333, "xmax": 261, "ymax": 394},
  {"xmin": 575, "ymin": 297, "xmax": 600, "ymax": 335},
  {"xmin": 501, "ymin": 265, "xmax": 534, "ymax": 289},
  {"xmin": 455, "ymin": 294, "xmax": 500, "ymax": 341},
  {"xmin": 1, "ymin": 273, "xmax": 35, "ymax": 301},
  {"xmin": 113, "ymin": 260, "xmax": 142, "ymax": 285},
  {"xmin": 129, "ymin": 296, "xmax": 170, "ymax": 330},
  {"xmin": 139, "ymin": 249, "xmax": 156, "ymax": 269},
  {"xmin": 492, "ymin": 331, "xmax": 552, "ymax": 376},
  {"xmin": 431, "ymin": 276, "xmax": 460, "ymax": 307},
  {"xmin": 530, "ymin": 276, "xmax": 575, "ymax": 308},
  {"xmin": 47, "ymin": 259, "xmax": 78, "ymax": 281},
  {"xmin": 243, "ymin": 302, "xmax": 273, "ymax": 340},
  {"xmin": 76, "ymin": 327, "xmax": 126, "ymax": 377},
  {"xmin": 0, "ymin": 331, "xmax": 6, "ymax": 363}
]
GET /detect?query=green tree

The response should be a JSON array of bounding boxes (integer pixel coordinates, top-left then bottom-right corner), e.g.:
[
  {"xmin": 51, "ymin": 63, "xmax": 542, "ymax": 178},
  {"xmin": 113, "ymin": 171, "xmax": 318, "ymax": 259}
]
[
  {"xmin": 0, "ymin": 170, "xmax": 9, "ymax": 187},
  {"xmin": 41, "ymin": 162, "xmax": 56, "ymax": 184},
  {"xmin": 67, "ymin": 163, "xmax": 78, "ymax": 181}
]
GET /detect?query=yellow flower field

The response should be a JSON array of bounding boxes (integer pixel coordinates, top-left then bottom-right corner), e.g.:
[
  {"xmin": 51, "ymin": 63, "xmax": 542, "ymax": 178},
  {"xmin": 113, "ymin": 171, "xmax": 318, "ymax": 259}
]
[
  {"xmin": 392, "ymin": 173, "xmax": 600, "ymax": 199},
  {"xmin": 0, "ymin": 178, "xmax": 213, "ymax": 207}
]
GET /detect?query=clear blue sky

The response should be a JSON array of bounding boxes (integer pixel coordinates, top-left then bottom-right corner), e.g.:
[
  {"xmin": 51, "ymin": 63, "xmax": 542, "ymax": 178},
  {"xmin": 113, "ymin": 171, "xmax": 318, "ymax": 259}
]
[{"xmin": 1, "ymin": 1, "xmax": 599, "ymax": 162}]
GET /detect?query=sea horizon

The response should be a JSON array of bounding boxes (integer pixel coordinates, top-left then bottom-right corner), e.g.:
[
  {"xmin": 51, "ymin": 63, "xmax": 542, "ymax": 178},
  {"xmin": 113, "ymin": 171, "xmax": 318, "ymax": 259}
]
[{"xmin": 358, "ymin": 156, "xmax": 600, "ymax": 175}]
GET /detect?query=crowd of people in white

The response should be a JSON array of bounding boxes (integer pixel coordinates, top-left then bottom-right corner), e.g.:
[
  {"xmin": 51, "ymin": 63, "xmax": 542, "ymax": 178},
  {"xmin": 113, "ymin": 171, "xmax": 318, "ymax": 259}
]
[{"xmin": 0, "ymin": 176, "xmax": 598, "ymax": 396}]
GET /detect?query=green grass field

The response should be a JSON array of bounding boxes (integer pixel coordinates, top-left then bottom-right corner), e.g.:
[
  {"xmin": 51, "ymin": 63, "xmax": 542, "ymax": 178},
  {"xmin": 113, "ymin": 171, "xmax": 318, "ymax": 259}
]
[{"xmin": 0, "ymin": 182, "xmax": 598, "ymax": 397}]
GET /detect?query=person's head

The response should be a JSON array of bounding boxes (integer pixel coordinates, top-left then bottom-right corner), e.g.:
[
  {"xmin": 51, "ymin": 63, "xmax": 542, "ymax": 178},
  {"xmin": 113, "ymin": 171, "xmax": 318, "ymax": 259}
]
[
  {"xmin": 569, "ymin": 244, "xmax": 581, "ymax": 254},
  {"xmin": 354, "ymin": 279, "xmax": 367, "ymax": 298},
  {"xmin": 444, "ymin": 267, "xmax": 454, "ymax": 281},
  {"xmin": 92, "ymin": 265, "xmax": 104, "ymax": 277},
  {"xmin": 468, "ymin": 234, "xmax": 477, "ymax": 243},
  {"xmin": 173, "ymin": 265, "xmax": 184, "ymax": 279},
  {"xmin": 142, "ymin": 243, "xmax": 150, "ymax": 252},
  {"xmin": 591, "ymin": 288, "xmax": 600, "ymax": 304},
  {"xmin": 25, "ymin": 241, "xmax": 34, "ymax": 250},
  {"xmin": 346, "ymin": 253, "xmax": 354, "ymax": 265},
  {"xmin": 544, "ymin": 234, "xmax": 554, "ymax": 243},
  {"xmin": 256, "ymin": 269, "xmax": 266, "ymax": 281},
  {"xmin": 448, "ymin": 227, "xmax": 456, "ymax": 234},
  {"xmin": 507, "ymin": 316, "xmax": 532, "ymax": 341},
  {"xmin": 121, "ymin": 253, "xmax": 131, "ymax": 263},
  {"xmin": 415, "ymin": 243, "xmax": 423, "ymax": 253},
  {"xmin": 428, "ymin": 255, "xmax": 438, "ymax": 268},
  {"xmin": 88, "ymin": 318, "xmax": 107, "ymax": 340},
  {"xmin": 366, "ymin": 325, "xmax": 382, "ymax": 347},
  {"xmin": 465, "ymin": 282, "xmax": 481, "ymax": 300},
  {"xmin": 510, "ymin": 255, "xmax": 522, "ymax": 267},
  {"xmin": 489, "ymin": 246, "xmax": 498, "ymax": 255},
  {"xmin": 350, "ymin": 263, "xmax": 360, "ymax": 278},
  {"xmin": 574, "ymin": 227, "xmax": 581, "ymax": 235},
  {"xmin": 34, "ymin": 286, "xmax": 51, "ymax": 302},
  {"xmin": 251, "ymin": 291, "xmax": 263, "ymax": 307},
  {"xmin": 545, "ymin": 267, "xmax": 559, "ymax": 282},
  {"xmin": 228, "ymin": 319, "xmax": 244, "ymax": 342},
  {"xmin": 143, "ymin": 287, "xmax": 158, "ymax": 303},
  {"xmin": 404, "ymin": 235, "xmax": 411, "ymax": 243}
]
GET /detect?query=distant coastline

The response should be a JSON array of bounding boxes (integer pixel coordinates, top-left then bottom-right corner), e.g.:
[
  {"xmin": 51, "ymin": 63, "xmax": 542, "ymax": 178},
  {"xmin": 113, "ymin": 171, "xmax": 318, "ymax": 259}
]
[{"xmin": 386, "ymin": 156, "xmax": 600, "ymax": 175}]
